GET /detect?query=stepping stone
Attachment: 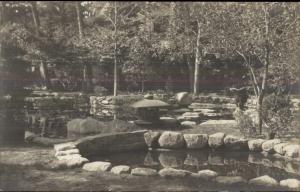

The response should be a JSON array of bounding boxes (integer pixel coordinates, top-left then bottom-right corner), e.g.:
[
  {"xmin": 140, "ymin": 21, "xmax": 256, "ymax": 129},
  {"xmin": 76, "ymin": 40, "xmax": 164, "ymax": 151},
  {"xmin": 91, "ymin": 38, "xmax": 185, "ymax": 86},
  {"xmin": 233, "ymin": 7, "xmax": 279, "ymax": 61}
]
[
  {"xmin": 110, "ymin": 165, "xmax": 130, "ymax": 174},
  {"xmin": 158, "ymin": 167, "xmax": 191, "ymax": 178},
  {"xmin": 131, "ymin": 168, "xmax": 158, "ymax": 176},
  {"xmin": 183, "ymin": 134, "xmax": 208, "ymax": 149},
  {"xmin": 82, "ymin": 161, "xmax": 112, "ymax": 172},
  {"xmin": 280, "ymin": 179, "xmax": 300, "ymax": 189},
  {"xmin": 215, "ymin": 176, "xmax": 246, "ymax": 185},
  {"xmin": 249, "ymin": 175, "xmax": 278, "ymax": 187}
]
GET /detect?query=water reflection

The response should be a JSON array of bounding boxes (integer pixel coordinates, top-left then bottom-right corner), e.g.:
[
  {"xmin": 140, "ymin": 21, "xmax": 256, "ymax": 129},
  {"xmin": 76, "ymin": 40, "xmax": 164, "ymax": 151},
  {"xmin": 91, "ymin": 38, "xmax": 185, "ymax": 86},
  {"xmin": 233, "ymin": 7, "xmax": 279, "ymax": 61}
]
[{"xmin": 90, "ymin": 149, "xmax": 300, "ymax": 181}]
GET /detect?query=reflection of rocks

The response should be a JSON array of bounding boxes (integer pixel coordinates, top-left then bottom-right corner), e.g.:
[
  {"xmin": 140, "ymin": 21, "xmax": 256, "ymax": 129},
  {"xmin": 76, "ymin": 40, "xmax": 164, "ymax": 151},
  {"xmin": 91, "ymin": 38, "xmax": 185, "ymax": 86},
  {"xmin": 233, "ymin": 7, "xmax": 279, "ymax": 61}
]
[
  {"xmin": 197, "ymin": 170, "xmax": 218, "ymax": 180},
  {"xmin": 158, "ymin": 131, "xmax": 185, "ymax": 149},
  {"xmin": 159, "ymin": 167, "xmax": 191, "ymax": 178},
  {"xmin": 248, "ymin": 139, "xmax": 266, "ymax": 152},
  {"xmin": 285, "ymin": 162, "xmax": 300, "ymax": 174},
  {"xmin": 158, "ymin": 151, "xmax": 186, "ymax": 168},
  {"xmin": 280, "ymin": 179, "xmax": 300, "ymax": 189},
  {"xmin": 183, "ymin": 134, "xmax": 208, "ymax": 149},
  {"xmin": 131, "ymin": 168, "xmax": 158, "ymax": 176},
  {"xmin": 184, "ymin": 151, "xmax": 208, "ymax": 166},
  {"xmin": 144, "ymin": 131, "xmax": 161, "ymax": 148},
  {"xmin": 208, "ymin": 152, "xmax": 224, "ymax": 165},
  {"xmin": 224, "ymin": 135, "xmax": 248, "ymax": 150},
  {"xmin": 144, "ymin": 152, "xmax": 160, "ymax": 166},
  {"xmin": 262, "ymin": 139, "xmax": 281, "ymax": 153},
  {"xmin": 272, "ymin": 160, "xmax": 286, "ymax": 170},
  {"xmin": 249, "ymin": 175, "xmax": 278, "ymax": 187},
  {"xmin": 208, "ymin": 132, "xmax": 225, "ymax": 149},
  {"xmin": 215, "ymin": 176, "xmax": 246, "ymax": 185}
]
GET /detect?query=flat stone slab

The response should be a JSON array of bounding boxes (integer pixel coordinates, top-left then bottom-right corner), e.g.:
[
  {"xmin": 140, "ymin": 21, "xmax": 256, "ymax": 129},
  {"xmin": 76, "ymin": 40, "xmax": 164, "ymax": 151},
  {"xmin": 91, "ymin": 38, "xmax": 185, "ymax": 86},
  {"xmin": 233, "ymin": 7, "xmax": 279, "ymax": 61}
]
[
  {"xmin": 75, "ymin": 130, "xmax": 148, "ymax": 156},
  {"xmin": 215, "ymin": 176, "xmax": 246, "ymax": 185},
  {"xmin": 200, "ymin": 120, "xmax": 237, "ymax": 125},
  {"xmin": 55, "ymin": 148, "xmax": 80, "ymax": 157},
  {"xmin": 158, "ymin": 167, "xmax": 191, "ymax": 178},
  {"xmin": 54, "ymin": 142, "xmax": 76, "ymax": 153},
  {"xmin": 131, "ymin": 168, "xmax": 158, "ymax": 176}
]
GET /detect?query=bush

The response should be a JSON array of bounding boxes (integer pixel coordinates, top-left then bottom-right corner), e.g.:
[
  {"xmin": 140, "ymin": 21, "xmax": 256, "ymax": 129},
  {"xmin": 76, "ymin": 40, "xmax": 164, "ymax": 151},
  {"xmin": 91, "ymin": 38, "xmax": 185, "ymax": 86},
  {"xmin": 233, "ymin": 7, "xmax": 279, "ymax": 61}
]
[
  {"xmin": 94, "ymin": 86, "xmax": 108, "ymax": 96},
  {"xmin": 233, "ymin": 108, "xmax": 257, "ymax": 137},
  {"xmin": 261, "ymin": 93, "xmax": 294, "ymax": 135}
]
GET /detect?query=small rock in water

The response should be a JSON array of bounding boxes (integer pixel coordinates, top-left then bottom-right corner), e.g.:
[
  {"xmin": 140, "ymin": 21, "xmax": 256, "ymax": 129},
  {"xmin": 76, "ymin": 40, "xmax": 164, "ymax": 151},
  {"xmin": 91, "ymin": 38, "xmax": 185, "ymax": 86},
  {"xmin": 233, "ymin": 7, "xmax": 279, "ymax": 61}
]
[
  {"xmin": 215, "ymin": 176, "xmax": 246, "ymax": 185},
  {"xmin": 248, "ymin": 139, "xmax": 266, "ymax": 152},
  {"xmin": 283, "ymin": 144, "xmax": 300, "ymax": 158},
  {"xmin": 279, "ymin": 179, "xmax": 300, "ymax": 189},
  {"xmin": 262, "ymin": 139, "xmax": 281, "ymax": 153},
  {"xmin": 158, "ymin": 167, "xmax": 191, "ymax": 178},
  {"xmin": 196, "ymin": 170, "xmax": 218, "ymax": 180},
  {"xmin": 208, "ymin": 132, "xmax": 226, "ymax": 149},
  {"xmin": 273, "ymin": 143, "xmax": 289, "ymax": 155},
  {"xmin": 144, "ymin": 131, "xmax": 161, "ymax": 148},
  {"xmin": 249, "ymin": 175, "xmax": 278, "ymax": 187},
  {"xmin": 131, "ymin": 168, "xmax": 158, "ymax": 176},
  {"xmin": 183, "ymin": 134, "xmax": 208, "ymax": 149},
  {"xmin": 82, "ymin": 161, "xmax": 112, "ymax": 172},
  {"xmin": 158, "ymin": 131, "xmax": 185, "ymax": 149},
  {"xmin": 110, "ymin": 165, "xmax": 130, "ymax": 174},
  {"xmin": 181, "ymin": 121, "xmax": 197, "ymax": 126}
]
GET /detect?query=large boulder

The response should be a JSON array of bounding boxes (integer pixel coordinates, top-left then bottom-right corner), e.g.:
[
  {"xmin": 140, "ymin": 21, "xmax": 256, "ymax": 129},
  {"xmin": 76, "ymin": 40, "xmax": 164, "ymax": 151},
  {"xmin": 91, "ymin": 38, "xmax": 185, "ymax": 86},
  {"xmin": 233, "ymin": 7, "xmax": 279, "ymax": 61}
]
[
  {"xmin": 223, "ymin": 135, "xmax": 248, "ymax": 150},
  {"xmin": 262, "ymin": 139, "xmax": 281, "ymax": 153},
  {"xmin": 208, "ymin": 132, "xmax": 226, "ymax": 149},
  {"xmin": 131, "ymin": 168, "xmax": 158, "ymax": 176},
  {"xmin": 283, "ymin": 144, "xmax": 300, "ymax": 158},
  {"xmin": 248, "ymin": 139, "xmax": 266, "ymax": 152},
  {"xmin": 82, "ymin": 161, "xmax": 112, "ymax": 172},
  {"xmin": 144, "ymin": 131, "xmax": 161, "ymax": 148},
  {"xmin": 215, "ymin": 176, "xmax": 246, "ymax": 185},
  {"xmin": 67, "ymin": 117, "xmax": 108, "ymax": 139},
  {"xmin": 75, "ymin": 130, "xmax": 148, "ymax": 156},
  {"xmin": 279, "ymin": 179, "xmax": 300, "ymax": 189},
  {"xmin": 158, "ymin": 167, "xmax": 191, "ymax": 178},
  {"xmin": 158, "ymin": 131, "xmax": 185, "ymax": 149},
  {"xmin": 183, "ymin": 134, "xmax": 208, "ymax": 149},
  {"xmin": 110, "ymin": 165, "xmax": 131, "ymax": 174},
  {"xmin": 249, "ymin": 175, "xmax": 278, "ymax": 187},
  {"xmin": 273, "ymin": 143, "xmax": 290, "ymax": 155},
  {"xmin": 175, "ymin": 92, "xmax": 193, "ymax": 106}
]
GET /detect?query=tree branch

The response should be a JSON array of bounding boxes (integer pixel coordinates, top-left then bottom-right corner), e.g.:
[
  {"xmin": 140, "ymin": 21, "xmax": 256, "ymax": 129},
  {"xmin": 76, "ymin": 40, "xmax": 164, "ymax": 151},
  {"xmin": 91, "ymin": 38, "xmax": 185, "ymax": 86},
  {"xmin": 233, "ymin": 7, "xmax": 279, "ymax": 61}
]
[{"xmin": 236, "ymin": 50, "xmax": 260, "ymax": 96}]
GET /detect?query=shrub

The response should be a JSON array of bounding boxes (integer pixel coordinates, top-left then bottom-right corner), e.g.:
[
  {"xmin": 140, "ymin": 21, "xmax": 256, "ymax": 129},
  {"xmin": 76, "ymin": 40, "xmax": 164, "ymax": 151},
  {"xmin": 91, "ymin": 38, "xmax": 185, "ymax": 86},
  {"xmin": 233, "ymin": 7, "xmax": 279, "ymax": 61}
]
[
  {"xmin": 233, "ymin": 108, "xmax": 257, "ymax": 137},
  {"xmin": 94, "ymin": 86, "xmax": 108, "ymax": 96},
  {"xmin": 261, "ymin": 93, "xmax": 294, "ymax": 135}
]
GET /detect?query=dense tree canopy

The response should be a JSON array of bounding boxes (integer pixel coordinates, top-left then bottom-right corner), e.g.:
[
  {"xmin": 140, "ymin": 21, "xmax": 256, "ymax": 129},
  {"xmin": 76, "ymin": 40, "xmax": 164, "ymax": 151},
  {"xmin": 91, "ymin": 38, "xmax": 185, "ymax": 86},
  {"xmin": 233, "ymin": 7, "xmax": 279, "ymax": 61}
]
[{"xmin": 0, "ymin": 2, "xmax": 299, "ymax": 95}]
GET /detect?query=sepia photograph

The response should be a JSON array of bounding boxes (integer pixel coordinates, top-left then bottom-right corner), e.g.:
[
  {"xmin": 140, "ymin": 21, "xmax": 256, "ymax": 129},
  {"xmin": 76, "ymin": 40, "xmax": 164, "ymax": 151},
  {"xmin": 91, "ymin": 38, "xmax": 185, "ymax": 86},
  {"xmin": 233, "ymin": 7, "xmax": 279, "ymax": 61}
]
[{"xmin": 0, "ymin": 1, "xmax": 300, "ymax": 191}]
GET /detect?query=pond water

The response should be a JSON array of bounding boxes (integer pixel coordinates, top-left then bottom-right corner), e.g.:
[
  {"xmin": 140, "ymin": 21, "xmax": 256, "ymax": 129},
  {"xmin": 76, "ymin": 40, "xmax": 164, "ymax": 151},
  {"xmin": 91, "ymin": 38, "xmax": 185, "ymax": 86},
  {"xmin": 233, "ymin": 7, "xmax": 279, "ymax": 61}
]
[{"xmin": 88, "ymin": 149, "xmax": 300, "ymax": 181}]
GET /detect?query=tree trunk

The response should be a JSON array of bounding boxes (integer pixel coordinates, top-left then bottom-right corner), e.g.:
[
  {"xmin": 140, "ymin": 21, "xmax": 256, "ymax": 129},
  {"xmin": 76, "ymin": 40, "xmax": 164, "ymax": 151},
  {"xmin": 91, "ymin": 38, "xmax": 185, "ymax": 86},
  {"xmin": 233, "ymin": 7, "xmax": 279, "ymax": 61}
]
[
  {"xmin": 257, "ymin": 93, "xmax": 264, "ymax": 134},
  {"xmin": 75, "ymin": 2, "xmax": 83, "ymax": 40},
  {"xmin": 30, "ymin": 2, "xmax": 40, "ymax": 37},
  {"xmin": 113, "ymin": 2, "xmax": 118, "ymax": 97},
  {"xmin": 194, "ymin": 20, "xmax": 201, "ymax": 95},
  {"xmin": 30, "ymin": 2, "xmax": 49, "ymax": 90},
  {"xmin": 187, "ymin": 58, "xmax": 194, "ymax": 92}
]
